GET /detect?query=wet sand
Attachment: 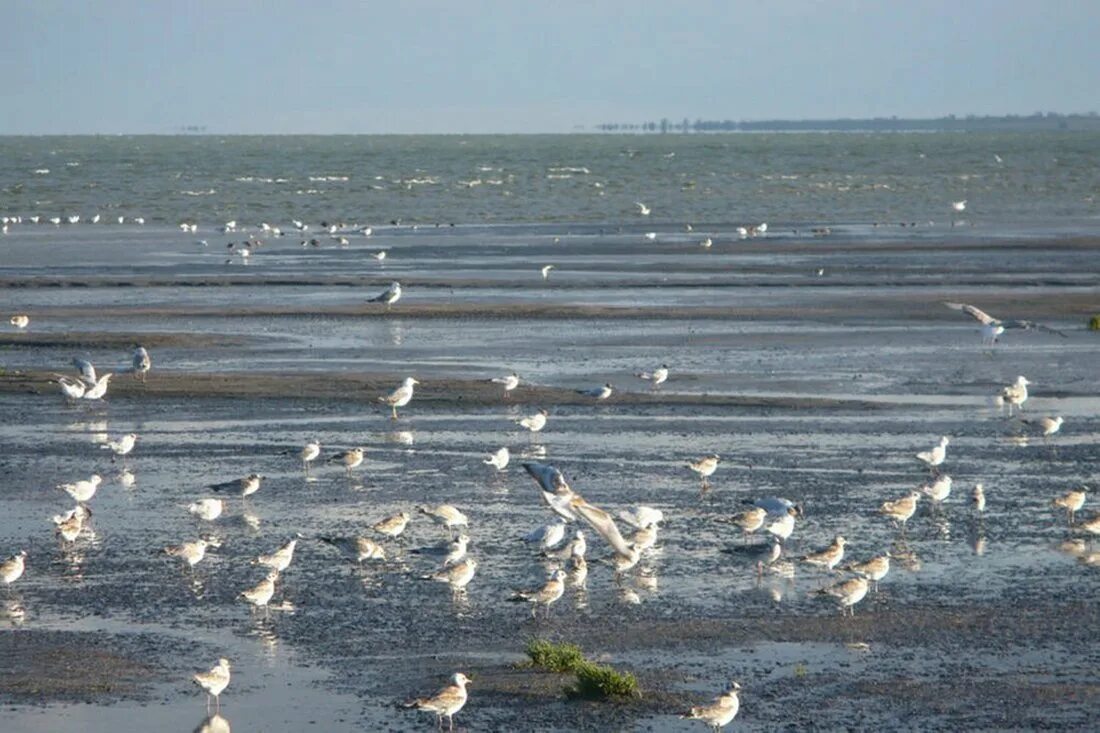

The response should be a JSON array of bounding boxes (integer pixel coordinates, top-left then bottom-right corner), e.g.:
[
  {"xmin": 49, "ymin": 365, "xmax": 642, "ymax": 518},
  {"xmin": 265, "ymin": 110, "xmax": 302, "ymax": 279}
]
[{"xmin": 1, "ymin": 226, "xmax": 1099, "ymax": 731}]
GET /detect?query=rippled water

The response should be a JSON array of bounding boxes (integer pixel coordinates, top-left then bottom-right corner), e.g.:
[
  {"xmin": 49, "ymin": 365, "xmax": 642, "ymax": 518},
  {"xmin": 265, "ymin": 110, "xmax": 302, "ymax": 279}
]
[{"xmin": 2, "ymin": 132, "xmax": 1099, "ymax": 228}]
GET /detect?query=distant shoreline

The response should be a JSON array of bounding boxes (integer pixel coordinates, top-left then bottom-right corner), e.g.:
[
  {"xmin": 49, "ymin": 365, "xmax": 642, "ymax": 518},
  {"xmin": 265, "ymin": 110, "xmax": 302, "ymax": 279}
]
[{"xmin": 594, "ymin": 112, "xmax": 1100, "ymax": 134}]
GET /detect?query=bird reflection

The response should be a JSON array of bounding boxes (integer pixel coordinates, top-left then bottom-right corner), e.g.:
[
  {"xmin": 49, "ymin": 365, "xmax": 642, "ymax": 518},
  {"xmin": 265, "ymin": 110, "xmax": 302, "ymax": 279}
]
[
  {"xmin": 1, "ymin": 598, "xmax": 26, "ymax": 627},
  {"xmin": 194, "ymin": 713, "xmax": 231, "ymax": 733},
  {"xmin": 386, "ymin": 430, "xmax": 415, "ymax": 446},
  {"xmin": 387, "ymin": 322, "xmax": 406, "ymax": 347},
  {"xmin": 521, "ymin": 444, "xmax": 547, "ymax": 459},
  {"xmin": 250, "ymin": 616, "xmax": 280, "ymax": 660},
  {"xmin": 118, "ymin": 469, "xmax": 137, "ymax": 489},
  {"xmin": 889, "ymin": 540, "xmax": 921, "ymax": 572}
]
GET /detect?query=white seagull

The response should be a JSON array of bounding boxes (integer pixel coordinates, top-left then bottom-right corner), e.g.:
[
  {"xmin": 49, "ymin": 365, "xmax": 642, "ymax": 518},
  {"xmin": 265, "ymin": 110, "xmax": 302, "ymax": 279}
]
[
  {"xmin": 636, "ymin": 364, "xmax": 669, "ymax": 388},
  {"xmin": 517, "ymin": 409, "xmax": 549, "ymax": 433},
  {"xmin": 490, "ymin": 372, "xmax": 520, "ymax": 397},
  {"xmin": 484, "ymin": 447, "xmax": 510, "ymax": 471},
  {"xmin": 943, "ymin": 302, "xmax": 1066, "ymax": 345},
  {"xmin": 577, "ymin": 383, "xmax": 613, "ymax": 400},
  {"xmin": 81, "ymin": 373, "xmax": 113, "ymax": 400},
  {"xmin": 635, "ymin": 202, "xmax": 651, "ymax": 216},
  {"xmin": 368, "ymin": 281, "xmax": 402, "ymax": 308},
  {"xmin": 540, "ymin": 265, "xmax": 555, "ymax": 279},
  {"xmin": 132, "ymin": 345, "xmax": 151, "ymax": 382},
  {"xmin": 380, "ymin": 377, "xmax": 419, "ymax": 419}
]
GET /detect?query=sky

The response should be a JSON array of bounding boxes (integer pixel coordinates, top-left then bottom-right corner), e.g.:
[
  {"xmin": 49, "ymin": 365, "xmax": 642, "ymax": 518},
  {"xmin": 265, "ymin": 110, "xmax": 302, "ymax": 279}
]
[{"xmin": 2, "ymin": 0, "xmax": 1098, "ymax": 134}]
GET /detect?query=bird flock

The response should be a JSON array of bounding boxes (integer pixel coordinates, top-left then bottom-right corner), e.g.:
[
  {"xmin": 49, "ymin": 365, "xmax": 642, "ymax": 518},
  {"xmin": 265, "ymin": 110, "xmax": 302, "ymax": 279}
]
[{"xmin": 1, "ymin": 213, "xmax": 1090, "ymax": 732}]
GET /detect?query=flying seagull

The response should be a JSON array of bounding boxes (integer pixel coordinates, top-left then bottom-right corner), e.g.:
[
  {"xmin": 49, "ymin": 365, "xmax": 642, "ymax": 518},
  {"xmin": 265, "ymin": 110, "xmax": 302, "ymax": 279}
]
[{"xmin": 943, "ymin": 302, "xmax": 1067, "ymax": 345}]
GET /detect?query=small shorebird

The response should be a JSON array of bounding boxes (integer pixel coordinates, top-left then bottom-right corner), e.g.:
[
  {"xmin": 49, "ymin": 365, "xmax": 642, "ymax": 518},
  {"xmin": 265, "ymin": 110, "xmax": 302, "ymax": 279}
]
[
  {"xmin": 404, "ymin": 672, "xmax": 471, "ymax": 731},
  {"xmin": 372, "ymin": 250, "xmax": 388, "ymax": 261},
  {"xmin": 916, "ymin": 436, "xmax": 949, "ymax": 473},
  {"xmin": 1078, "ymin": 515, "xmax": 1100, "ymax": 536},
  {"xmin": 570, "ymin": 553, "xmax": 588, "ymax": 586},
  {"xmin": 680, "ymin": 681, "xmax": 741, "ymax": 731},
  {"xmin": 210, "ymin": 473, "xmax": 262, "ymax": 498},
  {"xmin": 1001, "ymin": 376, "xmax": 1030, "ymax": 415},
  {"xmin": 256, "ymin": 537, "xmax": 300, "ymax": 573},
  {"xmin": 425, "ymin": 558, "xmax": 478, "ymax": 593},
  {"xmin": 104, "ymin": 432, "xmax": 138, "ymax": 458},
  {"xmin": 636, "ymin": 364, "xmax": 669, "ymax": 388},
  {"xmin": 540, "ymin": 264, "xmax": 554, "ymax": 279},
  {"xmin": 59, "ymin": 474, "xmax": 102, "ymax": 503},
  {"xmin": 548, "ymin": 529, "xmax": 586, "ymax": 560},
  {"xmin": 368, "ymin": 281, "xmax": 402, "ymax": 308},
  {"xmin": 727, "ymin": 507, "xmax": 767, "ymax": 541},
  {"xmin": 1022, "ymin": 415, "xmax": 1064, "ymax": 439},
  {"xmin": 380, "ymin": 377, "xmax": 419, "ymax": 419},
  {"xmin": 372, "ymin": 511, "xmax": 411, "ymax": 539},
  {"xmin": 951, "ymin": 200, "xmax": 967, "ymax": 212},
  {"xmin": 192, "ymin": 658, "xmax": 231, "ymax": 711},
  {"xmin": 517, "ymin": 409, "xmax": 549, "ymax": 433},
  {"xmin": 188, "ymin": 498, "xmax": 224, "ymax": 522},
  {"xmin": 972, "ymin": 484, "xmax": 986, "ymax": 514},
  {"xmin": 484, "ymin": 446, "xmax": 510, "ymax": 471},
  {"xmin": 1, "ymin": 551, "xmax": 27, "ymax": 588},
  {"xmin": 1053, "ymin": 488, "xmax": 1087, "ymax": 524},
  {"xmin": 490, "ymin": 372, "xmax": 520, "ymax": 397},
  {"xmin": 53, "ymin": 506, "xmax": 90, "ymax": 542},
  {"xmin": 419, "ymin": 504, "xmax": 469, "ymax": 536},
  {"xmin": 921, "ymin": 475, "xmax": 953, "ymax": 504},
  {"xmin": 9, "ymin": 314, "xmax": 29, "ymax": 329},
  {"xmin": 329, "ymin": 447, "xmax": 366, "ymax": 476},
  {"xmin": 241, "ymin": 571, "xmax": 279, "ymax": 610},
  {"xmin": 816, "ymin": 576, "xmax": 870, "ymax": 616},
  {"xmin": 320, "ymin": 535, "xmax": 387, "ymax": 563},
  {"xmin": 688, "ymin": 454, "xmax": 720, "ymax": 490},
  {"xmin": 635, "ymin": 201, "xmax": 651, "ymax": 216},
  {"xmin": 700, "ymin": 236, "xmax": 713, "ymax": 248},
  {"xmin": 880, "ymin": 491, "xmax": 921, "ymax": 528},
  {"xmin": 164, "ymin": 537, "xmax": 220, "ymax": 568},
  {"xmin": 800, "ymin": 535, "xmax": 847, "ymax": 572},
  {"xmin": 845, "ymin": 552, "xmax": 891, "ymax": 591},
  {"xmin": 299, "ymin": 441, "xmax": 321, "ymax": 473},
  {"xmin": 577, "ymin": 383, "xmax": 613, "ymax": 400},
  {"xmin": 132, "ymin": 345, "xmax": 151, "ymax": 382},
  {"xmin": 510, "ymin": 569, "xmax": 567, "ymax": 617}
]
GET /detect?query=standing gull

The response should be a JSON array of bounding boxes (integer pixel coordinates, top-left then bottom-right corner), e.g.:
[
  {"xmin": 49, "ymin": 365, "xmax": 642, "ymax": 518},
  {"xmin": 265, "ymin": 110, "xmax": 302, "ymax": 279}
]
[
  {"xmin": 1001, "ymin": 376, "xmax": 1030, "ymax": 415},
  {"xmin": 132, "ymin": 345, "xmax": 151, "ymax": 382},
  {"xmin": 103, "ymin": 433, "xmax": 138, "ymax": 459},
  {"xmin": 577, "ymin": 383, "xmax": 613, "ymax": 400},
  {"xmin": 484, "ymin": 447, "xmax": 510, "ymax": 471},
  {"xmin": 517, "ymin": 409, "xmax": 549, "ymax": 433},
  {"xmin": 403, "ymin": 673, "xmax": 470, "ymax": 731},
  {"xmin": 636, "ymin": 364, "xmax": 669, "ymax": 388},
  {"xmin": 688, "ymin": 454, "xmax": 720, "ymax": 490},
  {"xmin": 189, "ymin": 499, "xmax": 224, "ymax": 522},
  {"xmin": 680, "ymin": 681, "xmax": 741, "ymax": 731},
  {"xmin": 916, "ymin": 436, "xmax": 949, "ymax": 473},
  {"xmin": 380, "ymin": 377, "xmax": 419, "ymax": 419},
  {"xmin": 59, "ymin": 474, "xmax": 102, "ymax": 503},
  {"xmin": 368, "ymin": 281, "xmax": 402, "ymax": 308},
  {"xmin": 490, "ymin": 372, "xmax": 520, "ymax": 397}
]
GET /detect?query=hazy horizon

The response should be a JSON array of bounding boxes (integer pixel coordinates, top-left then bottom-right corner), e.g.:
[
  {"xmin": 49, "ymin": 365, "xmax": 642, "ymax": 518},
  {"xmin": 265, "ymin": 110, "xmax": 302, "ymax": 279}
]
[{"xmin": 3, "ymin": 1, "xmax": 1098, "ymax": 135}]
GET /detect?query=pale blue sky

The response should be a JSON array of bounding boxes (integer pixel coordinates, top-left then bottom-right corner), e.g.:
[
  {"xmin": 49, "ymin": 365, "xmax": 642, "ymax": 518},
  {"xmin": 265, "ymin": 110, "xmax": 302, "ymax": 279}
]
[{"xmin": 3, "ymin": 0, "xmax": 1098, "ymax": 133}]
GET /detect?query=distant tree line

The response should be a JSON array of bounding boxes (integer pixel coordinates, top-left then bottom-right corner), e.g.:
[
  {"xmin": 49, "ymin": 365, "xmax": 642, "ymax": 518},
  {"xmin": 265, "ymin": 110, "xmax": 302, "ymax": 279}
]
[{"xmin": 594, "ymin": 112, "xmax": 1100, "ymax": 133}]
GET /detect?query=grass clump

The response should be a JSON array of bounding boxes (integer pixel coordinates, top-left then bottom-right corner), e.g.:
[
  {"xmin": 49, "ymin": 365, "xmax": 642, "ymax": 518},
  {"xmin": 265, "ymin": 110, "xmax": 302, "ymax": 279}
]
[
  {"xmin": 568, "ymin": 659, "xmax": 640, "ymax": 700},
  {"xmin": 525, "ymin": 639, "xmax": 639, "ymax": 700},
  {"xmin": 1089, "ymin": 315, "xmax": 1100, "ymax": 332},
  {"xmin": 525, "ymin": 639, "xmax": 585, "ymax": 673}
]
